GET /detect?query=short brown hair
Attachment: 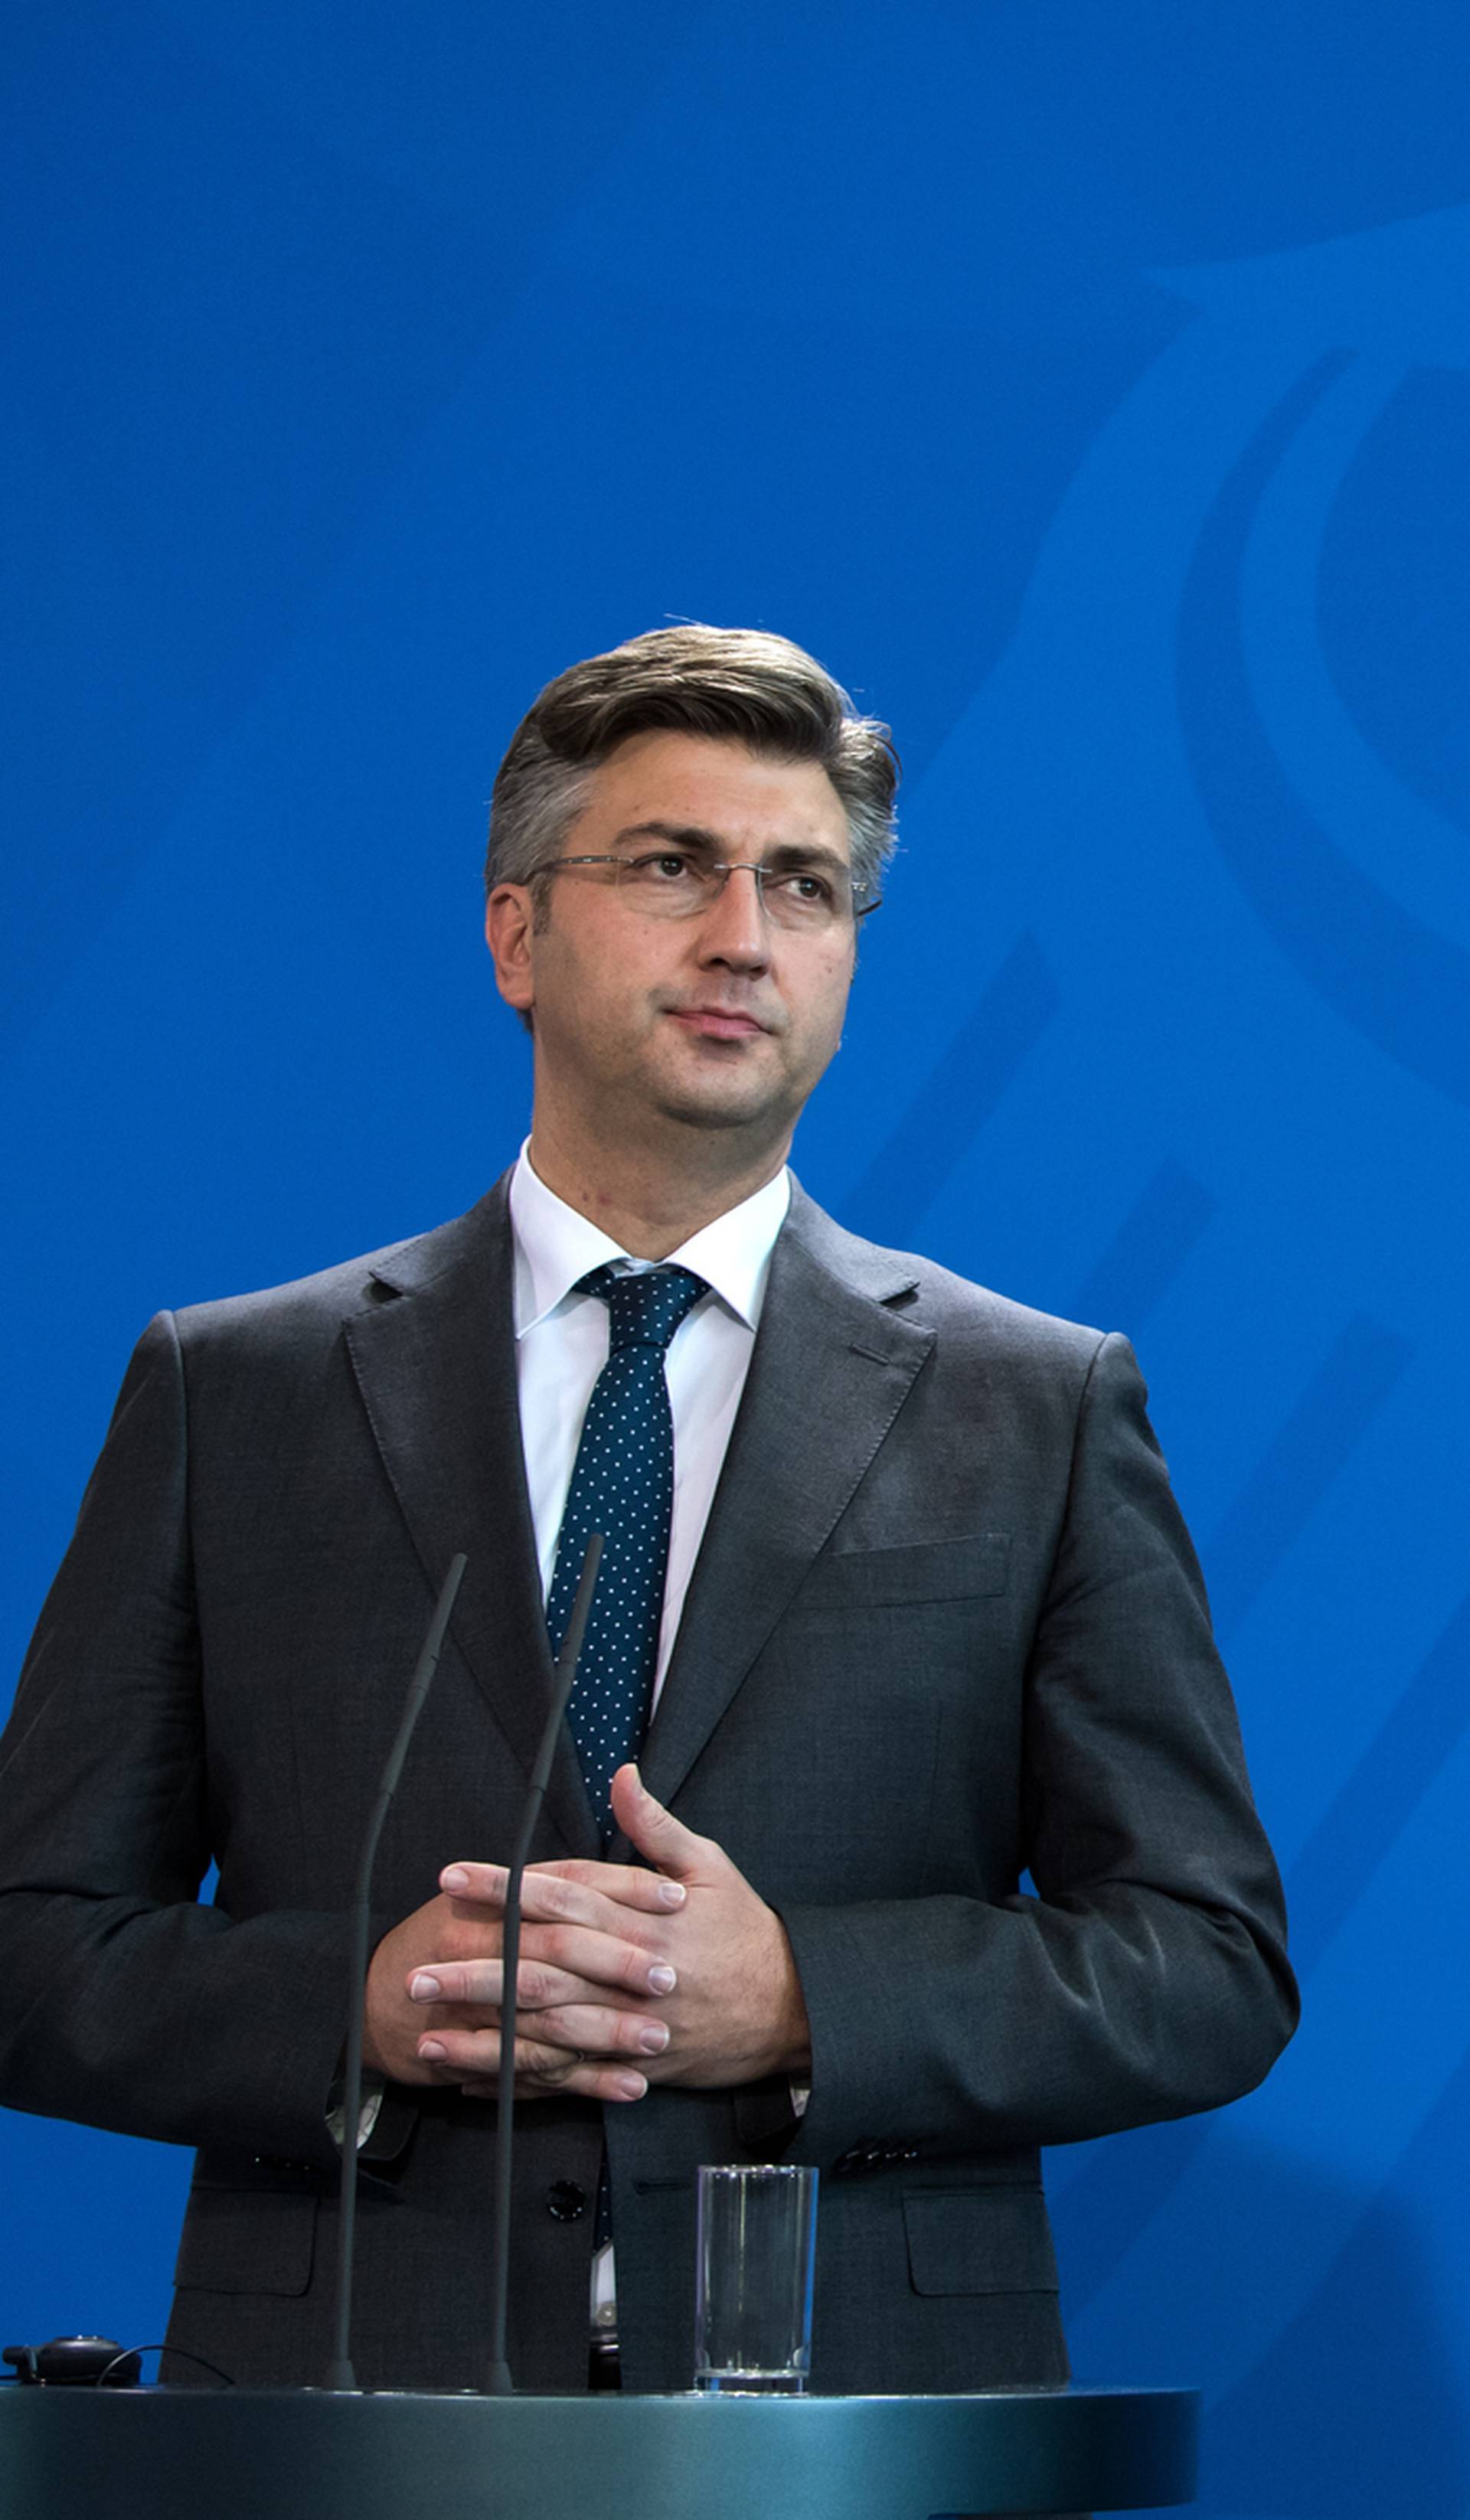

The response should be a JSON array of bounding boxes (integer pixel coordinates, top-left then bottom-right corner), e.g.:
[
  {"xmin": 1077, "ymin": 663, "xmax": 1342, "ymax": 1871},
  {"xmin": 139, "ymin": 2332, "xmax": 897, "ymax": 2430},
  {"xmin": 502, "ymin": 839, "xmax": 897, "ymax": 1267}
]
[{"xmin": 484, "ymin": 624, "xmax": 898, "ymax": 903}]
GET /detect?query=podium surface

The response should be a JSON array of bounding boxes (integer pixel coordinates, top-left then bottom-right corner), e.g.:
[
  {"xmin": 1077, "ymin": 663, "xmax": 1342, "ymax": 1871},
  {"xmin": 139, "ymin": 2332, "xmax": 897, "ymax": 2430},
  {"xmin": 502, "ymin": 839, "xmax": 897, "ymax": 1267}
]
[{"xmin": 0, "ymin": 2382, "xmax": 1197, "ymax": 2517}]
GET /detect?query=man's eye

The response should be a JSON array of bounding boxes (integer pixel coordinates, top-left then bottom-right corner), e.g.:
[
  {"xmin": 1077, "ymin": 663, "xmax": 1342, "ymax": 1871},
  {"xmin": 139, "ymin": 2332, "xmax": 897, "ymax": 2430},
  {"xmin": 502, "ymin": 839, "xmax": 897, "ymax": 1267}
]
[
  {"xmin": 774, "ymin": 870, "xmax": 835, "ymax": 906},
  {"xmin": 629, "ymin": 852, "xmax": 699, "ymax": 883}
]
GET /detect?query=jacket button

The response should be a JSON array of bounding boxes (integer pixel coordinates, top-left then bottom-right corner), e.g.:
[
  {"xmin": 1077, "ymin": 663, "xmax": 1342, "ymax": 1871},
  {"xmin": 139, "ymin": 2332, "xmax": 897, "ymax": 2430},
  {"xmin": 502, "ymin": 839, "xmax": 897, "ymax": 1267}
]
[{"xmin": 546, "ymin": 2180, "xmax": 589, "ymax": 2221}]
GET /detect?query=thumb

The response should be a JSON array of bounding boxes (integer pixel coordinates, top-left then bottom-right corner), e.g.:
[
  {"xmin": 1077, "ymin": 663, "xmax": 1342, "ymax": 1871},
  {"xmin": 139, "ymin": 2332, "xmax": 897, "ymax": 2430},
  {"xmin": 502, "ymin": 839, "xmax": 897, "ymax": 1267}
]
[{"xmin": 610, "ymin": 1764, "xmax": 712, "ymax": 1882}]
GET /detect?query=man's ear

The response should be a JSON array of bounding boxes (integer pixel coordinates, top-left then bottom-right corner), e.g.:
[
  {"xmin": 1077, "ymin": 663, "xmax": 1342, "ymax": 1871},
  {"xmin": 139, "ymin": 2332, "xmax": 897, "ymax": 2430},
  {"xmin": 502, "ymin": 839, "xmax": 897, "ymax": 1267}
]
[{"xmin": 485, "ymin": 884, "xmax": 536, "ymax": 1015}]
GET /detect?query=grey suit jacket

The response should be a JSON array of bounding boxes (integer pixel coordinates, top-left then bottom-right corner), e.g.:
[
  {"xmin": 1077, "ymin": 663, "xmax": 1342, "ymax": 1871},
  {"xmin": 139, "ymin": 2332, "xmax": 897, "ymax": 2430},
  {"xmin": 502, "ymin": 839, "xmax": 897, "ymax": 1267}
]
[{"xmin": 0, "ymin": 1177, "xmax": 1296, "ymax": 2392}]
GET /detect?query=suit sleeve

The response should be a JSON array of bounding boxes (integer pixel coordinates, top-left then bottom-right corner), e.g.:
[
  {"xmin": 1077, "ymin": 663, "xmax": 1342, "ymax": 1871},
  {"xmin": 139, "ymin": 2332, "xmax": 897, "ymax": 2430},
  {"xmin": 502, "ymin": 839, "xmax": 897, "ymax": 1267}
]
[
  {"xmin": 778, "ymin": 1331, "xmax": 1299, "ymax": 2164},
  {"xmin": 0, "ymin": 1314, "xmax": 354, "ymax": 2170}
]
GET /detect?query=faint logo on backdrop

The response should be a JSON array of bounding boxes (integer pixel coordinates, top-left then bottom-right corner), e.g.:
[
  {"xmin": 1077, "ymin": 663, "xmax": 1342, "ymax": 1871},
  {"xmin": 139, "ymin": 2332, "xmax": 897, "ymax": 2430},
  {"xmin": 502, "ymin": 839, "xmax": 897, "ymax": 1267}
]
[
  {"xmin": 853, "ymin": 204, "xmax": 1470, "ymax": 1258},
  {"xmin": 1165, "ymin": 205, "xmax": 1470, "ymax": 1108},
  {"xmin": 903, "ymin": 209, "xmax": 1470, "ymax": 2431}
]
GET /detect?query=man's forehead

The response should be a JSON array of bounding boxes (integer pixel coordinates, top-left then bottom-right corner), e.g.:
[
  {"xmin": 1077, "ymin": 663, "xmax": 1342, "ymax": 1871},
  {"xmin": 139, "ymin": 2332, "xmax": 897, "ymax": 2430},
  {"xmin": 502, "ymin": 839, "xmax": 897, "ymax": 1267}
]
[{"xmin": 575, "ymin": 730, "xmax": 851, "ymax": 856}]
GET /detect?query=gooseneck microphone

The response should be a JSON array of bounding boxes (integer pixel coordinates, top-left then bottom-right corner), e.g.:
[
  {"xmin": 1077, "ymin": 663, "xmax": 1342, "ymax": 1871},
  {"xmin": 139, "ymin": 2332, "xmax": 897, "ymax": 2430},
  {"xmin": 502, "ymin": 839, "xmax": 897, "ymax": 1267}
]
[
  {"xmin": 325, "ymin": 1552, "xmax": 468, "ymax": 2393},
  {"xmin": 485, "ymin": 1531, "xmax": 604, "ymax": 2396}
]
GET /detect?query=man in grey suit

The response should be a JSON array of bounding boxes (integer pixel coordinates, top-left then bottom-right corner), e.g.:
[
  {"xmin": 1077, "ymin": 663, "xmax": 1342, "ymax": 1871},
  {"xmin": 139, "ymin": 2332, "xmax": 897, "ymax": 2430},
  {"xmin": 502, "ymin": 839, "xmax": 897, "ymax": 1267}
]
[{"xmin": 0, "ymin": 626, "xmax": 1297, "ymax": 2398}]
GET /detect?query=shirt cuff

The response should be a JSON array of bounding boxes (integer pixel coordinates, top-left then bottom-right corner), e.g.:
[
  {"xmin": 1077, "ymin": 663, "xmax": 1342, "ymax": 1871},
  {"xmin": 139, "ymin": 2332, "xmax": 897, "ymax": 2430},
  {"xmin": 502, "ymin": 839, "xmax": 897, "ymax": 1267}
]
[{"xmin": 326, "ymin": 2076, "xmax": 386, "ymax": 2151}]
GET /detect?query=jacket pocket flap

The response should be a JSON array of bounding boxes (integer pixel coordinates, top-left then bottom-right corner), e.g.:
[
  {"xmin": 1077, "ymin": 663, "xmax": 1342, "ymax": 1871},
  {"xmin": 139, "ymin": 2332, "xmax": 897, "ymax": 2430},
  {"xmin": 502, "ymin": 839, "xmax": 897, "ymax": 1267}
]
[
  {"xmin": 174, "ymin": 2186, "xmax": 318, "ymax": 2298},
  {"xmin": 795, "ymin": 1533, "xmax": 1011, "ymax": 1611},
  {"xmin": 903, "ymin": 2187, "xmax": 1059, "ymax": 2297}
]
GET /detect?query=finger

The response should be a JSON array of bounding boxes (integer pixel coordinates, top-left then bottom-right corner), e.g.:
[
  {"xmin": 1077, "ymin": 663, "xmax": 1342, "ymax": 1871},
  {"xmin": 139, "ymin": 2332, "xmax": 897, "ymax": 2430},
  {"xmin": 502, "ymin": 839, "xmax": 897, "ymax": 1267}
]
[
  {"xmin": 462, "ymin": 2061, "xmax": 651, "ymax": 2105},
  {"xmin": 413, "ymin": 1929, "xmax": 675, "ymax": 2006},
  {"xmin": 608, "ymin": 1763, "xmax": 715, "ymax": 1881},
  {"xmin": 415, "ymin": 2024, "xmax": 635, "ymax": 2077},
  {"xmin": 418, "ymin": 2026, "xmax": 648, "ymax": 2102},
  {"xmin": 410, "ymin": 1977, "xmax": 671, "ymax": 2061},
  {"xmin": 436, "ymin": 1862, "xmax": 514, "ymax": 1909},
  {"xmin": 439, "ymin": 1859, "xmax": 687, "ymax": 1921},
  {"xmin": 523, "ymin": 2002, "xmax": 671, "ymax": 2061},
  {"xmin": 408, "ymin": 1956, "xmax": 594, "ymax": 2012},
  {"xmin": 511, "ymin": 2029, "xmax": 654, "ymax": 2090},
  {"xmin": 521, "ymin": 1919, "xmax": 678, "ymax": 1997},
  {"xmin": 531, "ymin": 1856, "xmax": 690, "ymax": 1916}
]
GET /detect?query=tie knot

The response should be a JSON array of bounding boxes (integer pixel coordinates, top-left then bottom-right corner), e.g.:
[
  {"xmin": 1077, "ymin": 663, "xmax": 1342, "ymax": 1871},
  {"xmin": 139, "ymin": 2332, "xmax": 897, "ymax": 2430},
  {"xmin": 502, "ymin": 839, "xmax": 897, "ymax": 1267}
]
[{"xmin": 581, "ymin": 1263, "xmax": 707, "ymax": 1355}]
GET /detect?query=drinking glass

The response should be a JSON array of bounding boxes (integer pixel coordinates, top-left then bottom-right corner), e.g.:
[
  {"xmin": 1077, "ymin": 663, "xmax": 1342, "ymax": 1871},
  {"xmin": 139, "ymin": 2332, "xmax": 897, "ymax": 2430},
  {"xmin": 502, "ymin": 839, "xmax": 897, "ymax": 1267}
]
[{"xmin": 693, "ymin": 2164, "xmax": 818, "ymax": 2394}]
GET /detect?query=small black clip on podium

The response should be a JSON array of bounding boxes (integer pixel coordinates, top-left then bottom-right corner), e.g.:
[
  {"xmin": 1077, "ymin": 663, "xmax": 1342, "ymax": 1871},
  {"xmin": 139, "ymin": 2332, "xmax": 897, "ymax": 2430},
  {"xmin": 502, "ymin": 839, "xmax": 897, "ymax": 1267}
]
[{"xmin": 0, "ymin": 2381, "xmax": 1197, "ymax": 2517}]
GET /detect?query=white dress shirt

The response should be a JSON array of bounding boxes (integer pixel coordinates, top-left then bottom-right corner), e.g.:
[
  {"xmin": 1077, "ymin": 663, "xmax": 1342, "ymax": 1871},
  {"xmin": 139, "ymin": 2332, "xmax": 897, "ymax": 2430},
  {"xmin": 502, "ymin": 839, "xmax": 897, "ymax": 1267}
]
[
  {"xmin": 509, "ymin": 1144, "xmax": 790, "ymax": 1707},
  {"xmin": 508, "ymin": 1146, "xmax": 792, "ymax": 2343}
]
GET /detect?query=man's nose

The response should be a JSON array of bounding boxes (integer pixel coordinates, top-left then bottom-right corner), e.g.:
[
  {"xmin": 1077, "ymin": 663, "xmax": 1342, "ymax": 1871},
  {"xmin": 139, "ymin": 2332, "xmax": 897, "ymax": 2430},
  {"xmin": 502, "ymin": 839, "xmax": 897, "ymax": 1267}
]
[{"xmin": 695, "ymin": 865, "xmax": 772, "ymax": 967}]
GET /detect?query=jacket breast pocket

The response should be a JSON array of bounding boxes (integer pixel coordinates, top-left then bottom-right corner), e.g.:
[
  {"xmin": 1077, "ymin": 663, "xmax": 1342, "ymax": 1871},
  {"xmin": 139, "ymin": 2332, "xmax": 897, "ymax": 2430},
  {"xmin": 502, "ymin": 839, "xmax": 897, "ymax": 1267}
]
[
  {"xmin": 173, "ymin": 2185, "xmax": 318, "ymax": 2298},
  {"xmin": 902, "ymin": 2186, "xmax": 1059, "ymax": 2297},
  {"xmin": 792, "ymin": 1532, "xmax": 1011, "ymax": 1613}
]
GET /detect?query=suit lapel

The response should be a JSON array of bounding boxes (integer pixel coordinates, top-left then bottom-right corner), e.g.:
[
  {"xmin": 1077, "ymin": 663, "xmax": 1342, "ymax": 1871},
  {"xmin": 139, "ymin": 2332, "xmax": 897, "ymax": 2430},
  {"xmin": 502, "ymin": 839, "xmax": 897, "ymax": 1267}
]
[
  {"xmin": 342, "ymin": 1178, "xmax": 598, "ymax": 1857},
  {"xmin": 639, "ymin": 1188, "xmax": 934, "ymax": 1813}
]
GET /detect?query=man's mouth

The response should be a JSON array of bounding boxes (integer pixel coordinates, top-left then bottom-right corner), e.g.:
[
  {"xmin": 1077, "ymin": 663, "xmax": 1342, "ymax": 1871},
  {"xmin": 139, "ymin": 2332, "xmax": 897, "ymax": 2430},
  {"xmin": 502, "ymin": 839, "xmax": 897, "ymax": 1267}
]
[{"xmin": 665, "ymin": 1005, "xmax": 771, "ymax": 1040}]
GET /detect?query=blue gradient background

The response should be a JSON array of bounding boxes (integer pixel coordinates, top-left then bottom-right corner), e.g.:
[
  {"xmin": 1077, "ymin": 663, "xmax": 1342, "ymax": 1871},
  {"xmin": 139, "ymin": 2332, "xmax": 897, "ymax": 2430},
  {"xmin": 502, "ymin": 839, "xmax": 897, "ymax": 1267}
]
[{"xmin": 4, "ymin": 7, "xmax": 1468, "ymax": 2509}]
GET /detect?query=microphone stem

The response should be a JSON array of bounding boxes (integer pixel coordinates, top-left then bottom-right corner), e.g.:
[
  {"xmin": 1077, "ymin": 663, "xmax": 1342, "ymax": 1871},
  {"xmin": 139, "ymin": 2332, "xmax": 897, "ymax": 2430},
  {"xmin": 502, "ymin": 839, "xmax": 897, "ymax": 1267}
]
[
  {"xmin": 485, "ymin": 1533, "xmax": 603, "ymax": 2394},
  {"xmin": 326, "ymin": 1552, "xmax": 467, "ymax": 2391}
]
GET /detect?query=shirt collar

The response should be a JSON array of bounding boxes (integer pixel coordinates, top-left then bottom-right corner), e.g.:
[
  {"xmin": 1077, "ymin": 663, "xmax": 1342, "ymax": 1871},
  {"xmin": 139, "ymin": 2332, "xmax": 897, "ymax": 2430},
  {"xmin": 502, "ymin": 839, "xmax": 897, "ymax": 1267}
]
[{"xmin": 509, "ymin": 1142, "xmax": 790, "ymax": 1337}]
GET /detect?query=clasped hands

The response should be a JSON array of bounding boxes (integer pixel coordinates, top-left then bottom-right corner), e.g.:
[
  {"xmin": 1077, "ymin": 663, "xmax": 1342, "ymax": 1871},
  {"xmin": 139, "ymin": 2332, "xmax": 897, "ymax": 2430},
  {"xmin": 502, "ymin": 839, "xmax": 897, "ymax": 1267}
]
[{"xmin": 362, "ymin": 1764, "xmax": 811, "ymax": 2104}]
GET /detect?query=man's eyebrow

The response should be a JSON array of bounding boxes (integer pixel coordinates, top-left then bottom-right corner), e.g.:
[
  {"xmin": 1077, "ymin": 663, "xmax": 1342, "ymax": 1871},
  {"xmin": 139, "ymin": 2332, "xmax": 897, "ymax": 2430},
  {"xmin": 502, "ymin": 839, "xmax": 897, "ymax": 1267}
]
[
  {"xmin": 612, "ymin": 821, "xmax": 726, "ymax": 852},
  {"xmin": 612, "ymin": 820, "xmax": 850, "ymax": 873}
]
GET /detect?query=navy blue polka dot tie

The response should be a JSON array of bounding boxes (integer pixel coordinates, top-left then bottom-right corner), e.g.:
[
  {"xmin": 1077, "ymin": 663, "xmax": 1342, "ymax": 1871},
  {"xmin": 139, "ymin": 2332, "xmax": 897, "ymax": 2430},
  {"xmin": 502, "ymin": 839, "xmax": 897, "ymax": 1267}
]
[{"xmin": 546, "ymin": 1265, "xmax": 707, "ymax": 1843}]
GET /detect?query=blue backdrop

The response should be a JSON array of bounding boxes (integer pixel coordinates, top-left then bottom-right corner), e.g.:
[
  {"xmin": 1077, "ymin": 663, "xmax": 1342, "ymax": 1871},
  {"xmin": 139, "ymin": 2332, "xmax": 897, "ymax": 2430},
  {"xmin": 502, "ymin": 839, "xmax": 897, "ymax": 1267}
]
[{"xmin": 5, "ymin": 6, "xmax": 1468, "ymax": 2509}]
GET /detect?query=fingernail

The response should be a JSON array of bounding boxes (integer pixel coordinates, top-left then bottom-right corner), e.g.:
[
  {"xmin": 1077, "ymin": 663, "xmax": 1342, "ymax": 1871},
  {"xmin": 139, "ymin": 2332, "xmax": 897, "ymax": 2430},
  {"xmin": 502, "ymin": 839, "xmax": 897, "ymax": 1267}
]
[
  {"xmin": 410, "ymin": 1973, "xmax": 441, "ymax": 2002},
  {"xmin": 418, "ymin": 2039, "xmax": 447, "ymax": 2061},
  {"xmin": 638, "ymin": 2022, "xmax": 671, "ymax": 2055},
  {"xmin": 440, "ymin": 1867, "xmax": 469, "ymax": 1895},
  {"xmin": 657, "ymin": 1879, "xmax": 687, "ymax": 1908},
  {"xmin": 647, "ymin": 1964, "xmax": 677, "ymax": 1995},
  {"xmin": 615, "ymin": 2071, "xmax": 648, "ymax": 2100}
]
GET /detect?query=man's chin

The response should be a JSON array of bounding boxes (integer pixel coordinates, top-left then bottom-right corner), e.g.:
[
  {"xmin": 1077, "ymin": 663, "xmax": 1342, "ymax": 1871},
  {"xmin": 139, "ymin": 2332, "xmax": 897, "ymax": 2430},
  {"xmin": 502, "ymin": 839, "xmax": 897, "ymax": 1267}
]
[
  {"xmin": 652, "ymin": 1085, "xmax": 790, "ymax": 1134},
  {"xmin": 645, "ymin": 1053, "xmax": 803, "ymax": 1135}
]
